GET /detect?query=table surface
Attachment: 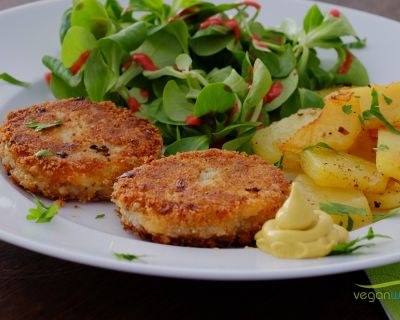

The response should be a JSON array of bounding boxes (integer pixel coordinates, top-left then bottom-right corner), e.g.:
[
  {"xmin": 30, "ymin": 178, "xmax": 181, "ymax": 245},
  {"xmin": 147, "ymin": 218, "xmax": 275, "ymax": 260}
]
[{"xmin": 0, "ymin": 0, "xmax": 396, "ymax": 319}]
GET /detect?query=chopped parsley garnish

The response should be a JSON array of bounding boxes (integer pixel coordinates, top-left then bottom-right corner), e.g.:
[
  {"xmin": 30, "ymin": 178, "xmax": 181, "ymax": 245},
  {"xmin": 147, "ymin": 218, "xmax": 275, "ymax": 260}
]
[
  {"xmin": 374, "ymin": 144, "xmax": 389, "ymax": 152},
  {"xmin": 274, "ymin": 155, "xmax": 284, "ymax": 170},
  {"xmin": 26, "ymin": 197, "xmax": 59, "ymax": 223},
  {"xmin": 382, "ymin": 94, "xmax": 393, "ymax": 105},
  {"xmin": 362, "ymin": 89, "xmax": 400, "ymax": 136},
  {"xmin": 320, "ymin": 202, "xmax": 367, "ymax": 231},
  {"xmin": 113, "ymin": 252, "xmax": 145, "ymax": 262},
  {"xmin": 303, "ymin": 142, "xmax": 338, "ymax": 153},
  {"xmin": 95, "ymin": 214, "xmax": 106, "ymax": 219},
  {"xmin": 329, "ymin": 227, "xmax": 391, "ymax": 255},
  {"xmin": 342, "ymin": 104, "xmax": 352, "ymax": 114},
  {"xmin": 34, "ymin": 150, "xmax": 55, "ymax": 158},
  {"xmin": 0, "ymin": 72, "xmax": 30, "ymax": 87},
  {"xmin": 25, "ymin": 119, "xmax": 62, "ymax": 132},
  {"xmin": 320, "ymin": 202, "xmax": 367, "ymax": 216}
]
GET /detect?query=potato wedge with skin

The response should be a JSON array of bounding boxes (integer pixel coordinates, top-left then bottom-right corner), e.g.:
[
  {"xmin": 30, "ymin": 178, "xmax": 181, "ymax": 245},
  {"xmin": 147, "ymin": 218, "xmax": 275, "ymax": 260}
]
[
  {"xmin": 282, "ymin": 91, "xmax": 362, "ymax": 154},
  {"xmin": 376, "ymin": 129, "xmax": 400, "ymax": 180},
  {"xmin": 347, "ymin": 129, "xmax": 377, "ymax": 162},
  {"xmin": 295, "ymin": 174, "xmax": 372, "ymax": 230},
  {"xmin": 252, "ymin": 108, "xmax": 321, "ymax": 169},
  {"xmin": 366, "ymin": 179, "xmax": 400, "ymax": 210},
  {"xmin": 300, "ymin": 147, "xmax": 388, "ymax": 193}
]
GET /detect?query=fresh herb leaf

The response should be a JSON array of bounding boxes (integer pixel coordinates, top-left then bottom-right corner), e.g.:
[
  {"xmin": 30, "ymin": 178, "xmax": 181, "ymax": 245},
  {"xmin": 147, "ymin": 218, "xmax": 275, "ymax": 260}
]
[
  {"xmin": 346, "ymin": 216, "xmax": 354, "ymax": 232},
  {"xmin": 25, "ymin": 120, "xmax": 63, "ymax": 132},
  {"xmin": 329, "ymin": 227, "xmax": 391, "ymax": 255},
  {"xmin": 373, "ymin": 207, "xmax": 400, "ymax": 222},
  {"xmin": 303, "ymin": 142, "xmax": 338, "ymax": 153},
  {"xmin": 374, "ymin": 144, "xmax": 389, "ymax": 152},
  {"xmin": 346, "ymin": 37, "xmax": 366, "ymax": 49},
  {"xmin": 320, "ymin": 202, "xmax": 367, "ymax": 215},
  {"xmin": 342, "ymin": 104, "xmax": 352, "ymax": 114},
  {"xmin": 0, "ymin": 72, "xmax": 30, "ymax": 87},
  {"xmin": 26, "ymin": 197, "xmax": 59, "ymax": 223},
  {"xmin": 362, "ymin": 110, "xmax": 374, "ymax": 120},
  {"xmin": 113, "ymin": 252, "xmax": 144, "ymax": 261},
  {"xmin": 274, "ymin": 155, "xmax": 284, "ymax": 170},
  {"xmin": 34, "ymin": 150, "xmax": 55, "ymax": 158},
  {"xmin": 96, "ymin": 214, "xmax": 106, "ymax": 219},
  {"xmin": 383, "ymin": 94, "xmax": 393, "ymax": 105},
  {"xmin": 365, "ymin": 89, "xmax": 400, "ymax": 135}
]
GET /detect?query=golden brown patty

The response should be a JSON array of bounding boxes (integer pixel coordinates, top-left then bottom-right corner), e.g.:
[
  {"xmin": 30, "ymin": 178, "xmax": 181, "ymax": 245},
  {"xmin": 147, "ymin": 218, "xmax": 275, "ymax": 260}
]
[
  {"xmin": 112, "ymin": 149, "xmax": 290, "ymax": 247},
  {"xmin": 0, "ymin": 98, "xmax": 162, "ymax": 202}
]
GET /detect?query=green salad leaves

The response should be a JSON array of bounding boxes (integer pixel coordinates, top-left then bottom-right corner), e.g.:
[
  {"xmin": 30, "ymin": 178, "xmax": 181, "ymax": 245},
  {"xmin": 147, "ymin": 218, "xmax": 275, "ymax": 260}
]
[
  {"xmin": 0, "ymin": 72, "xmax": 30, "ymax": 87},
  {"xmin": 43, "ymin": 0, "xmax": 369, "ymax": 153}
]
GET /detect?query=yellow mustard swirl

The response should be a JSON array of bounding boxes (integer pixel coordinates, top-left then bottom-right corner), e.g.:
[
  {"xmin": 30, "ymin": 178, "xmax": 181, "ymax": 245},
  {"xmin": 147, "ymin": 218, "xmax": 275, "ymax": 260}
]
[{"xmin": 255, "ymin": 182, "xmax": 349, "ymax": 259}]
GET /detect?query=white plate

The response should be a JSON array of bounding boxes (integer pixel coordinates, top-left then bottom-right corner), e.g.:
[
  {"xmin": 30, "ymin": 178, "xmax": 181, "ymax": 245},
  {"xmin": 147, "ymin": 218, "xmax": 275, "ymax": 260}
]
[{"xmin": 1, "ymin": 0, "xmax": 400, "ymax": 281}]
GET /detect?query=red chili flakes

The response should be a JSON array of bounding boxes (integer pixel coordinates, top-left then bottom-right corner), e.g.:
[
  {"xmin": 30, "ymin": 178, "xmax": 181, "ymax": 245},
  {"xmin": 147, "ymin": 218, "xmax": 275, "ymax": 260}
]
[
  {"xmin": 337, "ymin": 51, "xmax": 353, "ymax": 74},
  {"xmin": 70, "ymin": 50, "xmax": 91, "ymax": 75},
  {"xmin": 263, "ymin": 82, "xmax": 283, "ymax": 103},
  {"xmin": 128, "ymin": 97, "xmax": 140, "ymax": 112},
  {"xmin": 133, "ymin": 53, "xmax": 159, "ymax": 71},
  {"xmin": 44, "ymin": 72, "xmax": 52, "ymax": 86}
]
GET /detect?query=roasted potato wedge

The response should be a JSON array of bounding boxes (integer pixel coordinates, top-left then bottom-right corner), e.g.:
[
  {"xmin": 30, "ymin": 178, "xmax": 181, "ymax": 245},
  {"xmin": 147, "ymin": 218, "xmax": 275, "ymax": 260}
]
[
  {"xmin": 347, "ymin": 129, "xmax": 377, "ymax": 162},
  {"xmin": 282, "ymin": 91, "xmax": 362, "ymax": 154},
  {"xmin": 295, "ymin": 174, "xmax": 372, "ymax": 230},
  {"xmin": 376, "ymin": 129, "xmax": 400, "ymax": 181},
  {"xmin": 300, "ymin": 147, "xmax": 388, "ymax": 193},
  {"xmin": 252, "ymin": 108, "xmax": 321, "ymax": 169},
  {"xmin": 366, "ymin": 179, "xmax": 400, "ymax": 210},
  {"xmin": 332, "ymin": 83, "xmax": 400, "ymax": 130}
]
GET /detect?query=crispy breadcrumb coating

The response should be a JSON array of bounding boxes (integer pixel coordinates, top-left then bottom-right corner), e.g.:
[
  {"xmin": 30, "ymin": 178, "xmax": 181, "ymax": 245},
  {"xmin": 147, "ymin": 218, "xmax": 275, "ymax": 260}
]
[
  {"xmin": 112, "ymin": 149, "xmax": 290, "ymax": 247},
  {"xmin": 0, "ymin": 98, "xmax": 162, "ymax": 202}
]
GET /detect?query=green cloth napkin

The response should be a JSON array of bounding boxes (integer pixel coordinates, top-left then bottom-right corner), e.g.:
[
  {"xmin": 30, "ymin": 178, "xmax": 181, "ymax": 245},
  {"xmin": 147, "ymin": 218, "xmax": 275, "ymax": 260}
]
[{"xmin": 366, "ymin": 263, "xmax": 400, "ymax": 319}]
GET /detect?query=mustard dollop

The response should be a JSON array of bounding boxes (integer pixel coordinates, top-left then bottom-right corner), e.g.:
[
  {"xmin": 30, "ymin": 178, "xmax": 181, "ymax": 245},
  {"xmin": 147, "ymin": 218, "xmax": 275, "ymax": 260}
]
[{"xmin": 255, "ymin": 182, "xmax": 349, "ymax": 259}]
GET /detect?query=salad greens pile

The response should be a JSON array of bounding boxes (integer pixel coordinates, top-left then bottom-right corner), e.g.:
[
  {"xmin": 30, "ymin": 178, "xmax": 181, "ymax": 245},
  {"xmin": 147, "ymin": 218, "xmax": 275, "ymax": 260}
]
[{"xmin": 43, "ymin": 0, "xmax": 369, "ymax": 154}]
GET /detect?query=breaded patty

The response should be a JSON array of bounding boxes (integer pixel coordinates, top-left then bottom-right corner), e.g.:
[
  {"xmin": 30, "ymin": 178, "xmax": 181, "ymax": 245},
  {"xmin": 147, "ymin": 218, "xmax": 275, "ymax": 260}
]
[
  {"xmin": 112, "ymin": 149, "xmax": 290, "ymax": 247},
  {"xmin": 0, "ymin": 98, "xmax": 162, "ymax": 202}
]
